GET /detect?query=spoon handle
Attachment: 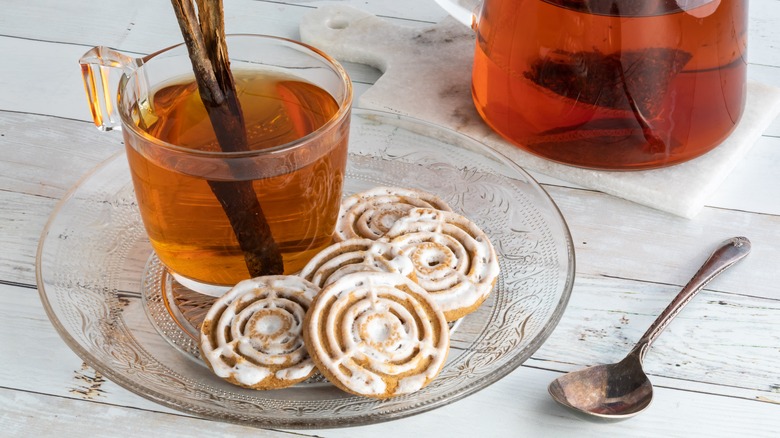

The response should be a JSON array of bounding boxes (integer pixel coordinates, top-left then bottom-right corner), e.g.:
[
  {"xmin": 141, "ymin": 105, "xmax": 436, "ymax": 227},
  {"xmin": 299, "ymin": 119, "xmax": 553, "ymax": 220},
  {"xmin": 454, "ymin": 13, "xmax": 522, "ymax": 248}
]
[{"xmin": 630, "ymin": 236, "xmax": 751, "ymax": 361}]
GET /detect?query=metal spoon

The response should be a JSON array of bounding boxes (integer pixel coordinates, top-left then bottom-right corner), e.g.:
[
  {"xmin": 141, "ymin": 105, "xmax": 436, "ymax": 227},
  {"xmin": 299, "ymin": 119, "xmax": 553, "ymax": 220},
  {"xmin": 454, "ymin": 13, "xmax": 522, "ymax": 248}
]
[{"xmin": 548, "ymin": 236, "xmax": 751, "ymax": 419}]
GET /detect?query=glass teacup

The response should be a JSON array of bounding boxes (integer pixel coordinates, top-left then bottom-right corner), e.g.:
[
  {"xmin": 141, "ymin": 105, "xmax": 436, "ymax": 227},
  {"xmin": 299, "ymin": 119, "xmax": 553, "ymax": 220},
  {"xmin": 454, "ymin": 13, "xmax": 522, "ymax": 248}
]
[{"xmin": 80, "ymin": 35, "xmax": 353, "ymax": 296}]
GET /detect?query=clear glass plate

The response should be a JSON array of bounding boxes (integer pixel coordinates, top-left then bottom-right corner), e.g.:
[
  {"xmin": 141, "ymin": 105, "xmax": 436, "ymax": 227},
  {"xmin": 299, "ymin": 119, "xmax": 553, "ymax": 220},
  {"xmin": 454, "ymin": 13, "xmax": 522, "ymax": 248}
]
[{"xmin": 36, "ymin": 108, "xmax": 575, "ymax": 429}]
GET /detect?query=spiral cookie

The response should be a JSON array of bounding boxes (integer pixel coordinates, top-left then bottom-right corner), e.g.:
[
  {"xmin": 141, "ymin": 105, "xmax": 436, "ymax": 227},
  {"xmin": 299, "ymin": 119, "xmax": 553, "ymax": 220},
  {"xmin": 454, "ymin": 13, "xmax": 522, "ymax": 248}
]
[
  {"xmin": 335, "ymin": 187, "xmax": 452, "ymax": 242},
  {"xmin": 199, "ymin": 276, "xmax": 319, "ymax": 390},
  {"xmin": 304, "ymin": 272, "xmax": 449, "ymax": 399},
  {"xmin": 299, "ymin": 238, "xmax": 414, "ymax": 289},
  {"xmin": 383, "ymin": 208, "xmax": 500, "ymax": 321}
]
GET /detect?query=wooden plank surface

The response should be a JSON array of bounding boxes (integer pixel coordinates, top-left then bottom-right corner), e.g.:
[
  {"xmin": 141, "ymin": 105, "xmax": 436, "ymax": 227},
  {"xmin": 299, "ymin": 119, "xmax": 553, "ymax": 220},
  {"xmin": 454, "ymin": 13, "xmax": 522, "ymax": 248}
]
[{"xmin": 1, "ymin": 0, "xmax": 779, "ymax": 436}]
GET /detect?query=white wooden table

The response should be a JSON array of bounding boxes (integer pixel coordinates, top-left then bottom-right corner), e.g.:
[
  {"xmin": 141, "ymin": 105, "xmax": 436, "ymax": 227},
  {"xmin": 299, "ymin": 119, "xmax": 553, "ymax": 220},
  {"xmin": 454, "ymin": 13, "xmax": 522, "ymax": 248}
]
[{"xmin": 2, "ymin": 1, "xmax": 779, "ymax": 436}]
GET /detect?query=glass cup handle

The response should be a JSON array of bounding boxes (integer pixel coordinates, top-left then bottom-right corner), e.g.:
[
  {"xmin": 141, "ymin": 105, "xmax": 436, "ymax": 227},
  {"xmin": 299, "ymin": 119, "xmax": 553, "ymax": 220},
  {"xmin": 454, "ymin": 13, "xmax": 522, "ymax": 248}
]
[
  {"xmin": 433, "ymin": 0, "xmax": 481, "ymax": 29},
  {"xmin": 79, "ymin": 46, "xmax": 142, "ymax": 131}
]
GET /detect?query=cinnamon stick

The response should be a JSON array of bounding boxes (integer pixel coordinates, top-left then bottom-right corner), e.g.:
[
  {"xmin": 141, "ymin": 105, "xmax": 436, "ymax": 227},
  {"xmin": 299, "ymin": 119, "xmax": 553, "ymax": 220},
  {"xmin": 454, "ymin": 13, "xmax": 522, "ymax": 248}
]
[{"xmin": 170, "ymin": 0, "xmax": 283, "ymax": 276}]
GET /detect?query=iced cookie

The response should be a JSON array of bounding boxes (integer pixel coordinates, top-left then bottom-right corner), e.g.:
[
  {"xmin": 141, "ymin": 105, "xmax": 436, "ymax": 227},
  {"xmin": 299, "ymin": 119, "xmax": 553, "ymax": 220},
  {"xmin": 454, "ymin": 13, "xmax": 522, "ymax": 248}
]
[
  {"xmin": 383, "ymin": 208, "xmax": 500, "ymax": 321},
  {"xmin": 299, "ymin": 238, "xmax": 414, "ymax": 288},
  {"xmin": 303, "ymin": 272, "xmax": 449, "ymax": 399},
  {"xmin": 335, "ymin": 187, "xmax": 452, "ymax": 241},
  {"xmin": 199, "ymin": 276, "xmax": 319, "ymax": 390}
]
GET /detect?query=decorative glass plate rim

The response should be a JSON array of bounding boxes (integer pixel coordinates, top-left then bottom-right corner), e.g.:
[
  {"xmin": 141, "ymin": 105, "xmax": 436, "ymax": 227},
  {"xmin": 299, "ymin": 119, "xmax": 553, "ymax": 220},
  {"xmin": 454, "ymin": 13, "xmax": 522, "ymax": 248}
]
[{"xmin": 36, "ymin": 108, "xmax": 575, "ymax": 429}]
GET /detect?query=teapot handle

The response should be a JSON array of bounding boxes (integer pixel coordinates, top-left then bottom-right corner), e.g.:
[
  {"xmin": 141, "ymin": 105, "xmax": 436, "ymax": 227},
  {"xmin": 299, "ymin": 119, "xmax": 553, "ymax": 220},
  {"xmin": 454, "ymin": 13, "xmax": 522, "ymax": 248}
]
[{"xmin": 433, "ymin": 0, "xmax": 481, "ymax": 28}]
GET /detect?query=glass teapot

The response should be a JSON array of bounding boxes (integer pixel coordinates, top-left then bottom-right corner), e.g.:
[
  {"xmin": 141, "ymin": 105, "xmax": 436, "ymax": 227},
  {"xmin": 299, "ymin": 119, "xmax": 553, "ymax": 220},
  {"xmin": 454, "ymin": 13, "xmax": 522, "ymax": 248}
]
[{"xmin": 435, "ymin": 0, "xmax": 748, "ymax": 170}]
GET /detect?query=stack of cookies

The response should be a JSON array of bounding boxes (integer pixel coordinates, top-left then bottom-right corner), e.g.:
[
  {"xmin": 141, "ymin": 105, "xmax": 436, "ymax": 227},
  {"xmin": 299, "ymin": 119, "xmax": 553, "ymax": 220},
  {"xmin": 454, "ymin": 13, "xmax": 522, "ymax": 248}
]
[{"xmin": 198, "ymin": 187, "xmax": 500, "ymax": 399}]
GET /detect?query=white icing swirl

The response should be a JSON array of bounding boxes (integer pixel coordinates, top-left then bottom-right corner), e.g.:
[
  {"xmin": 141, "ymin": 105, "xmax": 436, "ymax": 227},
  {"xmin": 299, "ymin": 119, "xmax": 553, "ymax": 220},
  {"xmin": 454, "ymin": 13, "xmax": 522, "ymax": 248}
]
[
  {"xmin": 199, "ymin": 276, "xmax": 319, "ymax": 389},
  {"xmin": 335, "ymin": 187, "xmax": 452, "ymax": 241},
  {"xmin": 382, "ymin": 208, "xmax": 500, "ymax": 320},
  {"xmin": 305, "ymin": 272, "xmax": 449, "ymax": 398},
  {"xmin": 299, "ymin": 238, "xmax": 414, "ymax": 288}
]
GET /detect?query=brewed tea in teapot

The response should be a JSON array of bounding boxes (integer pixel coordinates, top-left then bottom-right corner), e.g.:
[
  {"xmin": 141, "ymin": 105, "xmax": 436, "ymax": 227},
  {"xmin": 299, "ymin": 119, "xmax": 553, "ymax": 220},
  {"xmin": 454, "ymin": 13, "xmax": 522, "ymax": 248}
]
[{"xmin": 441, "ymin": 0, "xmax": 747, "ymax": 169}]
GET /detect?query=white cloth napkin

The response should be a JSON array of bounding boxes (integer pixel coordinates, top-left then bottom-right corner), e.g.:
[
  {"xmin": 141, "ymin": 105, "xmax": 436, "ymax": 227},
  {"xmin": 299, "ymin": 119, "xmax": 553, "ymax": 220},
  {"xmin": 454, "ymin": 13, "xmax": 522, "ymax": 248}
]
[{"xmin": 300, "ymin": 5, "xmax": 780, "ymax": 218}]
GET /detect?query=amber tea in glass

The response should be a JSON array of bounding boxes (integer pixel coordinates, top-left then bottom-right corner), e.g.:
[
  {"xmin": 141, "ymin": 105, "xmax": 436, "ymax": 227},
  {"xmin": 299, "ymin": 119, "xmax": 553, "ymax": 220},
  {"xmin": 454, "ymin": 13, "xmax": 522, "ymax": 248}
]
[
  {"xmin": 81, "ymin": 35, "xmax": 353, "ymax": 293},
  {"xmin": 471, "ymin": 0, "xmax": 748, "ymax": 169}
]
